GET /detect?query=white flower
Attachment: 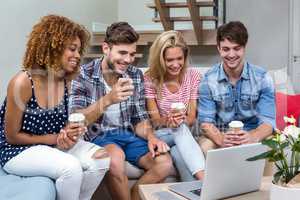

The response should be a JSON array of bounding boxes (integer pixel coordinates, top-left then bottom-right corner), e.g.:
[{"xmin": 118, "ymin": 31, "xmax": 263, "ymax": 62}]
[
  {"xmin": 279, "ymin": 134, "xmax": 287, "ymax": 142},
  {"xmin": 283, "ymin": 116, "xmax": 296, "ymax": 124},
  {"xmin": 282, "ymin": 125, "xmax": 300, "ymax": 139}
]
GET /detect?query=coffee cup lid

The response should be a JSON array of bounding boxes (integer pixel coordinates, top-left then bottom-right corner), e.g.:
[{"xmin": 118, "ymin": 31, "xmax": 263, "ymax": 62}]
[
  {"xmin": 229, "ymin": 120, "xmax": 244, "ymax": 128},
  {"xmin": 171, "ymin": 102, "xmax": 185, "ymax": 110},
  {"xmin": 69, "ymin": 113, "xmax": 85, "ymax": 122}
]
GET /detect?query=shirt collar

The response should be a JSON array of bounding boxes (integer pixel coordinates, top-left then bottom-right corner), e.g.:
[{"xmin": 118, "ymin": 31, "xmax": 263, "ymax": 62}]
[
  {"xmin": 218, "ymin": 62, "xmax": 250, "ymax": 82},
  {"xmin": 240, "ymin": 62, "xmax": 250, "ymax": 80},
  {"xmin": 92, "ymin": 56, "xmax": 104, "ymax": 79}
]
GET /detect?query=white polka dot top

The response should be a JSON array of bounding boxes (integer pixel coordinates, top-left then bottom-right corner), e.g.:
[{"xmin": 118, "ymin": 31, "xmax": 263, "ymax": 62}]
[{"xmin": 0, "ymin": 71, "xmax": 68, "ymax": 167}]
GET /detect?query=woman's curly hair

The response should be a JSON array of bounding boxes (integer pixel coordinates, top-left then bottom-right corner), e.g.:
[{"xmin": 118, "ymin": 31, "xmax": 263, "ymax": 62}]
[{"xmin": 23, "ymin": 15, "xmax": 90, "ymax": 72}]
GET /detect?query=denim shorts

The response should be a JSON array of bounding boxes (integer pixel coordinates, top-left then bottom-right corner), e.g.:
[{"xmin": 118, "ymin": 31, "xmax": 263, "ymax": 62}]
[{"xmin": 92, "ymin": 129, "xmax": 149, "ymax": 167}]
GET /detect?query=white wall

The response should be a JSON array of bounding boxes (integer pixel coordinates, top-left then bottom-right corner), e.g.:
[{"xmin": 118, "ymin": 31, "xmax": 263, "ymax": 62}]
[
  {"xmin": 226, "ymin": 0, "xmax": 289, "ymax": 71},
  {"xmin": 118, "ymin": 0, "xmax": 291, "ymax": 89},
  {"xmin": 0, "ymin": 0, "xmax": 118, "ymax": 102},
  {"xmin": 290, "ymin": 0, "xmax": 300, "ymax": 92},
  {"xmin": 0, "ymin": 0, "xmax": 293, "ymax": 101},
  {"xmin": 118, "ymin": 0, "xmax": 160, "ymax": 30}
]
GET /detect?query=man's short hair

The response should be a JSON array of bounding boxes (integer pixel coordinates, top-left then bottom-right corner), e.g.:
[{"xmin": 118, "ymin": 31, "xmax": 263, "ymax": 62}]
[
  {"xmin": 217, "ymin": 21, "xmax": 248, "ymax": 47},
  {"xmin": 104, "ymin": 22, "xmax": 139, "ymax": 45}
]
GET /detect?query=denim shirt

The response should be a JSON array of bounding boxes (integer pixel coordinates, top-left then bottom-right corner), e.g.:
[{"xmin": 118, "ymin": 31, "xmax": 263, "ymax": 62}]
[{"xmin": 198, "ymin": 62, "xmax": 276, "ymax": 131}]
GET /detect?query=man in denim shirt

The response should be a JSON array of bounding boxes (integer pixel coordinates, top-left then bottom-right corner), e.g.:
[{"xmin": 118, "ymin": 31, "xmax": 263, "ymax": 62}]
[{"xmin": 198, "ymin": 21, "xmax": 275, "ymax": 153}]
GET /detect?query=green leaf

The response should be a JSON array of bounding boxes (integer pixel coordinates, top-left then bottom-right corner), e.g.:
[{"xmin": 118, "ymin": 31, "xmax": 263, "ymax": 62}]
[
  {"xmin": 273, "ymin": 170, "xmax": 284, "ymax": 184},
  {"xmin": 287, "ymin": 135, "xmax": 296, "ymax": 144},
  {"xmin": 262, "ymin": 139, "xmax": 279, "ymax": 149},
  {"xmin": 280, "ymin": 141, "xmax": 289, "ymax": 149},
  {"xmin": 246, "ymin": 150, "xmax": 274, "ymax": 161},
  {"xmin": 292, "ymin": 143, "xmax": 300, "ymax": 152},
  {"xmin": 272, "ymin": 152, "xmax": 285, "ymax": 161}
]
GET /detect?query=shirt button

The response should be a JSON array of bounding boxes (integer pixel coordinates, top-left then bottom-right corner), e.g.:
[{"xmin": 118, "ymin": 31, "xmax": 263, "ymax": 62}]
[{"xmin": 235, "ymin": 100, "xmax": 237, "ymax": 102}]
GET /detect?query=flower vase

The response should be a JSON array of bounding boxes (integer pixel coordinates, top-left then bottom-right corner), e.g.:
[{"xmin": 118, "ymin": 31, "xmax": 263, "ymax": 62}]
[{"xmin": 270, "ymin": 182, "xmax": 300, "ymax": 200}]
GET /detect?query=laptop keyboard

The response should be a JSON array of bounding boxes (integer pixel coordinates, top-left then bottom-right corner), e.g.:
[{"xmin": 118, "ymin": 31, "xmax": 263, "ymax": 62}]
[{"xmin": 190, "ymin": 188, "xmax": 202, "ymax": 196}]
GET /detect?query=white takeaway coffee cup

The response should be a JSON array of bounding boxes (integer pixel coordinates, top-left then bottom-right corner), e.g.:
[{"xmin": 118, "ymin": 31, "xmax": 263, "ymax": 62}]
[
  {"xmin": 170, "ymin": 102, "xmax": 186, "ymax": 112},
  {"xmin": 68, "ymin": 113, "xmax": 86, "ymax": 126},
  {"xmin": 228, "ymin": 120, "xmax": 244, "ymax": 133}
]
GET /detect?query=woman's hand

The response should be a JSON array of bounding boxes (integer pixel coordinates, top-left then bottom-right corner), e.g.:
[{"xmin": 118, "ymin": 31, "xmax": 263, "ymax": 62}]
[
  {"xmin": 166, "ymin": 110, "xmax": 186, "ymax": 128},
  {"xmin": 65, "ymin": 123, "xmax": 87, "ymax": 141},
  {"xmin": 56, "ymin": 123, "xmax": 87, "ymax": 150}
]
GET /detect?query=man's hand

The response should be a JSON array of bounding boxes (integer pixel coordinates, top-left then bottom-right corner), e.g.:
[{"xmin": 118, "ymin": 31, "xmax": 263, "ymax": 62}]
[
  {"xmin": 106, "ymin": 78, "xmax": 134, "ymax": 104},
  {"xmin": 147, "ymin": 135, "xmax": 170, "ymax": 157},
  {"xmin": 222, "ymin": 130, "xmax": 258, "ymax": 146},
  {"xmin": 221, "ymin": 131, "xmax": 241, "ymax": 147},
  {"xmin": 235, "ymin": 130, "xmax": 258, "ymax": 144}
]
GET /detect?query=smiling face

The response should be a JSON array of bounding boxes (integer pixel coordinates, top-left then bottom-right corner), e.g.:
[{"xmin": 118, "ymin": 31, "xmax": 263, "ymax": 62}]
[
  {"xmin": 102, "ymin": 42, "xmax": 137, "ymax": 74},
  {"xmin": 217, "ymin": 38, "xmax": 245, "ymax": 72},
  {"xmin": 164, "ymin": 47, "xmax": 185, "ymax": 79},
  {"xmin": 61, "ymin": 36, "xmax": 81, "ymax": 74}
]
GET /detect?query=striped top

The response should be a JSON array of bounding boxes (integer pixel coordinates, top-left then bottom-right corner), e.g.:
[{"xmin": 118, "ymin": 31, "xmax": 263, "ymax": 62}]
[{"xmin": 144, "ymin": 68, "xmax": 201, "ymax": 117}]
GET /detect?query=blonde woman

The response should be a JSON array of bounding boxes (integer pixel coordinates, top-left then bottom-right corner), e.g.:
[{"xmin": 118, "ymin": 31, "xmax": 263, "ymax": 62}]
[{"xmin": 144, "ymin": 30, "xmax": 205, "ymax": 181}]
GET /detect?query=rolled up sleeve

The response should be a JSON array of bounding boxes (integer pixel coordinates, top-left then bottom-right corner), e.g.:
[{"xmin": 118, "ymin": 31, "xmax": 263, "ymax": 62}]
[
  {"xmin": 198, "ymin": 76, "xmax": 217, "ymax": 125},
  {"xmin": 131, "ymin": 70, "xmax": 149, "ymax": 126},
  {"xmin": 256, "ymin": 73, "xmax": 276, "ymax": 129}
]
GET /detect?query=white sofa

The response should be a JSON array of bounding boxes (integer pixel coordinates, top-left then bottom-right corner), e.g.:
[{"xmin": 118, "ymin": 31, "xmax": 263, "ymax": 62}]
[
  {"xmin": 92, "ymin": 66, "xmax": 294, "ymax": 199},
  {"xmin": 92, "ymin": 67, "xmax": 210, "ymax": 200}
]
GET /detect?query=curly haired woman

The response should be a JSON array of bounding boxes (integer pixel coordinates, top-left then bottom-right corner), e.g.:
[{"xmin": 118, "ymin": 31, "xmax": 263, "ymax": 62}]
[
  {"xmin": 0, "ymin": 15, "xmax": 109, "ymax": 200},
  {"xmin": 144, "ymin": 30, "xmax": 205, "ymax": 181}
]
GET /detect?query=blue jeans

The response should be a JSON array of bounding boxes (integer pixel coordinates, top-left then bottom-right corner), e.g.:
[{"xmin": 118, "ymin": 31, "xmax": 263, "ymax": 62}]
[{"xmin": 155, "ymin": 124, "xmax": 205, "ymax": 181}]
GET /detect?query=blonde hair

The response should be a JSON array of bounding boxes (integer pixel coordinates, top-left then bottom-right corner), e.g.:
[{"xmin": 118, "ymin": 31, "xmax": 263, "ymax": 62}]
[{"xmin": 146, "ymin": 30, "xmax": 189, "ymax": 96}]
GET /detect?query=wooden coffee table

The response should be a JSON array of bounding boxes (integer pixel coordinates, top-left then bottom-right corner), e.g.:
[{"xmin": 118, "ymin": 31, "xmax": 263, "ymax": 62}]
[{"xmin": 139, "ymin": 176, "xmax": 272, "ymax": 200}]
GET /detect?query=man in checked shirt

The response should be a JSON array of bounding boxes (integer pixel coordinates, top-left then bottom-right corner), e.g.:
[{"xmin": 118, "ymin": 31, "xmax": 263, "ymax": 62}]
[{"xmin": 69, "ymin": 22, "xmax": 173, "ymax": 200}]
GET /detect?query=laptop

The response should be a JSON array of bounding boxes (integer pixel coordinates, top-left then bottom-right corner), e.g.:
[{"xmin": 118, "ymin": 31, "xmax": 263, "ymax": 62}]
[{"xmin": 168, "ymin": 143, "xmax": 267, "ymax": 200}]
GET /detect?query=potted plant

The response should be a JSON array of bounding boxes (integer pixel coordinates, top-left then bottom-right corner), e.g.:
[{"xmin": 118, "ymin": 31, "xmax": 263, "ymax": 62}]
[{"xmin": 247, "ymin": 116, "xmax": 300, "ymax": 200}]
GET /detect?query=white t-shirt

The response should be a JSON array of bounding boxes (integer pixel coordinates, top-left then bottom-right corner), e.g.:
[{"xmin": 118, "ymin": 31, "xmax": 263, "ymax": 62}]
[{"xmin": 101, "ymin": 79, "xmax": 122, "ymax": 131}]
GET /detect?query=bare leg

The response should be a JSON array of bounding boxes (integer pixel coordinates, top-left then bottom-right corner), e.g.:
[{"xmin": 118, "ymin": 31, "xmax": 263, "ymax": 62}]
[
  {"xmin": 104, "ymin": 144, "xmax": 130, "ymax": 200},
  {"xmin": 131, "ymin": 153, "xmax": 173, "ymax": 200}
]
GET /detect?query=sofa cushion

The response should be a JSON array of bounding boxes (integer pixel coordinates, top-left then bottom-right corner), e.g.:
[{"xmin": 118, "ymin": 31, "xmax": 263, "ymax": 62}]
[
  {"xmin": 276, "ymin": 92, "xmax": 300, "ymax": 130},
  {"xmin": 0, "ymin": 166, "xmax": 6, "ymax": 176},
  {"xmin": 0, "ymin": 166, "xmax": 56, "ymax": 200},
  {"xmin": 125, "ymin": 161, "xmax": 144, "ymax": 179}
]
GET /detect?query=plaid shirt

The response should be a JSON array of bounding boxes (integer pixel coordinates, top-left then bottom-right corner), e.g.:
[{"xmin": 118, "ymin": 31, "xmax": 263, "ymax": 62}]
[{"xmin": 69, "ymin": 57, "xmax": 149, "ymax": 141}]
